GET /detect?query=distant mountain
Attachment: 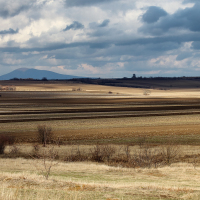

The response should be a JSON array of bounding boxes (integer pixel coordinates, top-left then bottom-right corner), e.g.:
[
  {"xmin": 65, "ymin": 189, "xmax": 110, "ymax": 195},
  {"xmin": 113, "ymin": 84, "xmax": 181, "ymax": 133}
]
[{"xmin": 0, "ymin": 68, "xmax": 82, "ymax": 80}]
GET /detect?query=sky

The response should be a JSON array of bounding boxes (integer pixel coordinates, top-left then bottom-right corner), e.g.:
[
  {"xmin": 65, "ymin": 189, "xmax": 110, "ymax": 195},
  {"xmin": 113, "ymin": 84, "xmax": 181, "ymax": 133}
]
[{"xmin": 0, "ymin": 0, "xmax": 200, "ymax": 78}]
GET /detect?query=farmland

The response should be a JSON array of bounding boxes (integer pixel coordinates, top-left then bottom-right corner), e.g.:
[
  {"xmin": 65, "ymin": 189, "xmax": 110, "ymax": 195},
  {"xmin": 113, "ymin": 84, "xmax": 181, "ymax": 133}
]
[{"xmin": 1, "ymin": 80, "xmax": 200, "ymax": 199}]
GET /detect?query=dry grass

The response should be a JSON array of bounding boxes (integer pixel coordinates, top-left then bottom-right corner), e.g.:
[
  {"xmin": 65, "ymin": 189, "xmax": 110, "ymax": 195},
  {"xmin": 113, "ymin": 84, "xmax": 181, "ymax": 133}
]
[{"xmin": 0, "ymin": 158, "xmax": 200, "ymax": 199}]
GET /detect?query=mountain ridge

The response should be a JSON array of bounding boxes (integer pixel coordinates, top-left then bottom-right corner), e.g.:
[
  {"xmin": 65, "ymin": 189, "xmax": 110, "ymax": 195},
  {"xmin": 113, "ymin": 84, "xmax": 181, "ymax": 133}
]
[{"xmin": 0, "ymin": 68, "xmax": 81, "ymax": 80}]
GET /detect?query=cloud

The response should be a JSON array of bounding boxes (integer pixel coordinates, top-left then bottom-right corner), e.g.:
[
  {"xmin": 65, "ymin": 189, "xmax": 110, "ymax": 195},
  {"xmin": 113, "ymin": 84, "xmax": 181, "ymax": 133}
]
[
  {"xmin": 89, "ymin": 19, "xmax": 110, "ymax": 29},
  {"xmin": 0, "ymin": 0, "xmax": 37, "ymax": 18},
  {"xmin": 78, "ymin": 63, "xmax": 100, "ymax": 74},
  {"xmin": 139, "ymin": 3, "xmax": 200, "ymax": 35},
  {"xmin": 191, "ymin": 41, "xmax": 200, "ymax": 50},
  {"xmin": 0, "ymin": 5, "xmax": 28, "ymax": 18},
  {"xmin": 63, "ymin": 21, "xmax": 84, "ymax": 31},
  {"xmin": 176, "ymin": 52, "xmax": 193, "ymax": 61},
  {"xmin": 116, "ymin": 33, "xmax": 200, "ymax": 47},
  {"xmin": 1, "ymin": 0, "xmax": 200, "ymax": 78},
  {"xmin": 0, "ymin": 28, "xmax": 19, "ymax": 35},
  {"xmin": 141, "ymin": 6, "xmax": 168, "ymax": 24},
  {"xmin": 183, "ymin": 0, "xmax": 199, "ymax": 3},
  {"xmin": 98, "ymin": 19, "xmax": 110, "ymax": 27},
  {"xmin": 64, "ymin": 0, "xmax": 118, "ymax": 7},
  {"xmin": 89, "ymin": 42, "xmax": 111, "ymax": 49}
]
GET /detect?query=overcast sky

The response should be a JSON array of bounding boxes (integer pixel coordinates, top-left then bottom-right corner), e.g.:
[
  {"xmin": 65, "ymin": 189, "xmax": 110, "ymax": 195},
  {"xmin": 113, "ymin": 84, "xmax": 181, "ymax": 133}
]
[{"xmin": 0, "ymin": 0, "xmax": 200, "ymax": 78}]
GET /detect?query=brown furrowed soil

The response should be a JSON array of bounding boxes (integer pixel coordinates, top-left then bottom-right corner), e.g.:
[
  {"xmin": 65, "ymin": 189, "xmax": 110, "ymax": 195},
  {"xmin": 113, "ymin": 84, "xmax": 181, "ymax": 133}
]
[{"xmin": 1, "ymin": 82, "xmax": 200, "ymax": 144}]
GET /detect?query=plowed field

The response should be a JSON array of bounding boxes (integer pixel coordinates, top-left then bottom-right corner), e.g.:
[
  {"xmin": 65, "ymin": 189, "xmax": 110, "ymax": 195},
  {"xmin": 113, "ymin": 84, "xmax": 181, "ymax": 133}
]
[{"xmin": 1, "ymin": 87, "xmax": 200, "ymax": 144}]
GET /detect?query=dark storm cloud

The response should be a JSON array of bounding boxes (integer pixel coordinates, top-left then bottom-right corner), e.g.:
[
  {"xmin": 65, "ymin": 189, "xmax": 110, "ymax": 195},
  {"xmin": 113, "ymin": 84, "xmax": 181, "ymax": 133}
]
[
  {"xmin": 0, "ymin": 28, "xmax": 19, "ymax": 35},
  {"xmin": 63, "ymin": 21, "xmax": 84, "ymax": 31},
  {"xmin": 141, "ymin": 6, "xmax": 168, "ymax": 24},
  {"xmin": 139, "ymin": 3, "xmax": 200, "ymax": 35},
  {"xmin": 65, "ymin": 0, "xmax": 118, "ymax": 7}
]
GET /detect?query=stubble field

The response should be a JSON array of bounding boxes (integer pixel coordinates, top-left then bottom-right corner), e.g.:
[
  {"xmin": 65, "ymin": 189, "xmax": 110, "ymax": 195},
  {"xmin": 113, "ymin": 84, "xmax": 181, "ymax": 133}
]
[{"xmin": 1, "ymin": 81, "xmax": 200, "ymax": 199}]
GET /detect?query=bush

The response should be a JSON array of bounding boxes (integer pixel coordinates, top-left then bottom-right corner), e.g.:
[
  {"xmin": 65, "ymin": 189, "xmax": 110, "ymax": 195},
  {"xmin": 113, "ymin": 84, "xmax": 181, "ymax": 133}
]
[
  {"xmin": 90, "ymin": 144, "xmax": 116, "ymax": 163},
  {"xmin": 0, "ymin": 135, "xmax": 15, "ymax": 154},
  {"xmin": 90, "ymin": 145, "xmax": 103, "ymax": 162},
  {"xmin": 65, "ymin": 146, "xmax": 88, "ymax": 162},
  {"xmin": 162, "ymin": 144, "xmax": 180, "ymax": 165}
]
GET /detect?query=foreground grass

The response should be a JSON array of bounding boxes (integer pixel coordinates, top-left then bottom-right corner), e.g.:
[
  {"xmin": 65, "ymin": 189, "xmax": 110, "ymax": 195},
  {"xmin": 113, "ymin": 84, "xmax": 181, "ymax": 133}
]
[{"xmin": 1, "ymin": 158, "xmax": 200, "ymax": 199}]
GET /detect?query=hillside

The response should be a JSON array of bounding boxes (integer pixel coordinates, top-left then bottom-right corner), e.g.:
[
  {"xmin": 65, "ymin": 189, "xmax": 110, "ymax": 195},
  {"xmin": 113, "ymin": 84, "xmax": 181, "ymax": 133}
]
[{"xmin": 0, "ymin": 68, "xmax": 81, "ymax": 80}]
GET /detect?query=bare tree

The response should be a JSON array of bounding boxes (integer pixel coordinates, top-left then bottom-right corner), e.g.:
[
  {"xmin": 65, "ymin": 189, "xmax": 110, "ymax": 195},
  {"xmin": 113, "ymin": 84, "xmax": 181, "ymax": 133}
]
[
  {"xmin": 31, "ymin": 146, "xmax": 59, "ymax": 180},
  {"xmin": 37, "ymin": 125, "xmax": 53, "ymax": 147}
]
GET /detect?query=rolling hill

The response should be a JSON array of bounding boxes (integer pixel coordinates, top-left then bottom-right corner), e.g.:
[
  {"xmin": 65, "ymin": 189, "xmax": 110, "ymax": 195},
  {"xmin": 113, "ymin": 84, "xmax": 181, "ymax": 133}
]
[{"xmin": 0, "ymin": 68, "xmax": 81, "ymax": 80}]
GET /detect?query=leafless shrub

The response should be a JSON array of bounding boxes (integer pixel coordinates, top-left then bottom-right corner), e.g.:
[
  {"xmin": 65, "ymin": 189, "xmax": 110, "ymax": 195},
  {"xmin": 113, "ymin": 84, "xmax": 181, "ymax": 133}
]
[
  {"xmin": 161, "ymin": 144, "xmax": 180, "ymax": 165},
  {"xmin": 62, "ymin": 143, "xmax": 180, "ymax": 168},
  {"xmin": 108, "ymin": 91, "xmax": 112, "ymax": 94},
  {"xmin": 0, "ymin": 135, "xmax": 15, "ymax": 154},
  {"xmin": 31, "ymin": 146, "xmax": 59, "ymax": 180},
  {"xmin": 90, "ymin": 144, "xmax": 116, "ymax": 163},
  {"xmin": 102, "ymin": 145, "xmax": 116, "ymax": 163},
  {"xmin": 109, "ymin": 144, "xmax": 166, "ymax": 168},
  {"xmin": 191, "ymin": 157, "xmax": 200, "ymax": 170},
  {"xmin": 37, "ymin": 125, "xmax": 53, "ymax": 147},
  {"xmin": 90, "ymin": 144, "xmax": 104, "ymax": 162},
  {"xmin": 31, "ymin": 144, "xmax": 40, "ymax": 157},
  {"xmin": 65, "ymin": 145, "xmax": 88, "ymax": 162},
  {"xmin": 124, "ymin": 145, "xmax": 131, "ymax": 161},
  {"xmin": 34, "ymin": 144, "xmax": 40, "ymax": 152},
  {"xmin": 141, "ymin": 145, "xmax": 161, "ymax": 168}
]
